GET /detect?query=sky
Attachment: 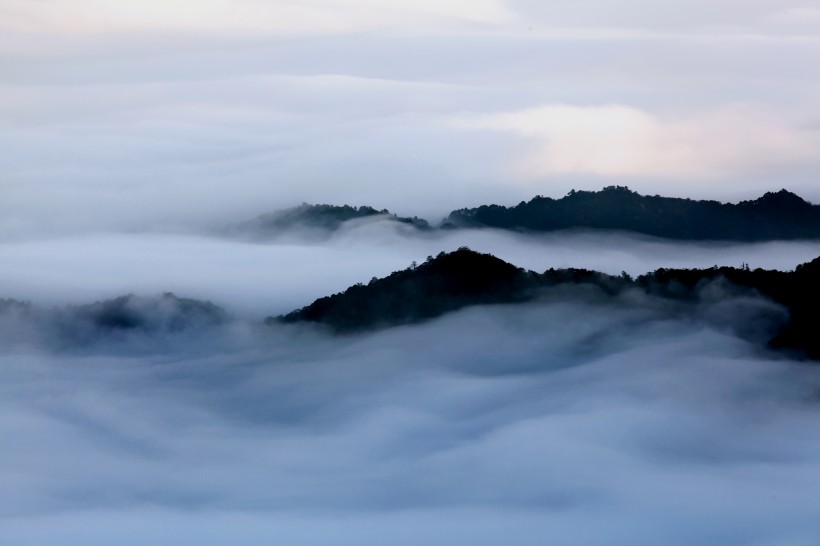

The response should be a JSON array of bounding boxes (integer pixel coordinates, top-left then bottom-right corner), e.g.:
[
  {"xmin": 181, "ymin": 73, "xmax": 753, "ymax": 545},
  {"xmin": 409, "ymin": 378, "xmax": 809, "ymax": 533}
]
[
  {"xmin": 3, "ymin": 4, "xmax": 820, "ymax": 543},
  {"xmin": 2, "ymin": 0, "xmax": 820, "ymax": 235}
]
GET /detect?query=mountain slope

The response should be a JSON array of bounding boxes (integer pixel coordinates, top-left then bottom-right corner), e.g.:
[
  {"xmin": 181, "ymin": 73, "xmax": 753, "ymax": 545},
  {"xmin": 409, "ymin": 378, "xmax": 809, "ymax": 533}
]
[
  {"xmin": 276, "ymin": 248, "xmax": 820, "ymax": 359},
  {"xmin": 235, "ymin": 203, "xmax": 430, "ymax": 238},
  {"xmin": 276, "ymin": 248, "xmax": 630, "ymax": 332},
  {"xmin": 276, "ymin": 248, "xmax": 551, "ymax": 332},
  {"xmin": 445, "ymin": 186, "xmax": 820, "ymax": 241}
]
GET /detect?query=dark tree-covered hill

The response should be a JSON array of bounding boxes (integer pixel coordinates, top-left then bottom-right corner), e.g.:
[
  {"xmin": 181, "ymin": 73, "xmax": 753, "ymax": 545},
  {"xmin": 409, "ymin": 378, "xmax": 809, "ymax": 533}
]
[
  {"xmin": 235, "ymin": 203, "xmax": 430, "ymax": 237},
  {"xmin": 276, "ymin": 248, "xmax": 820, "ymax": 360},
  {"xmin": 635, "ymin": 256, "xmax": 820, "ymax": 359},
  {"xmin": 276, "ymin": 248, "xmax": 631, "ymax": 333},
  {"xmin": 444, "ymin": 186, "xmax": 820, "ymax": 241},
  {"xmin": 277, "ymin": 248, "xmax": 550, "ymax": 332},
  {"xmin": 229, "ymin": 188, "xmax": 820, "ymax": 241}
]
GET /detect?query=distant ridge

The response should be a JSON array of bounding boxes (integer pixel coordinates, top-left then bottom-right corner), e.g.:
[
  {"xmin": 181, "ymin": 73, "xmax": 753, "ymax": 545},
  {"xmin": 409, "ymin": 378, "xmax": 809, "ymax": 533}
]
[
  {"xmin": 234, "ymin": 203, "xmax": 430, "ymax": 238},
  {"xmin": 0, "ymin": 293, "xmax": 228, "ymax": 349},
  {"xmin": 275, "ymin": 248, "xmax": 820, "ymax": 360},
  {"xmin": 444, "ymin": 186, "xmax": 820, "ymax": 241},
  {"xmin": 232, "ymin": 188, "xmax": 820, "ymax": 241}
]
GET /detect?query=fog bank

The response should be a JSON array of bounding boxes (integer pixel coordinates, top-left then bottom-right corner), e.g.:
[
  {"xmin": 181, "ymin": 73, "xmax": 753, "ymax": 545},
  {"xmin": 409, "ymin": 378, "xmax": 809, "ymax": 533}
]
[
  {"xmin": 1, "ymin": 224, "xmax": 819, "ymax": 317},
  {"xmin": 1, "ymin": 295, "xmax": 819, "ymax": 545}
]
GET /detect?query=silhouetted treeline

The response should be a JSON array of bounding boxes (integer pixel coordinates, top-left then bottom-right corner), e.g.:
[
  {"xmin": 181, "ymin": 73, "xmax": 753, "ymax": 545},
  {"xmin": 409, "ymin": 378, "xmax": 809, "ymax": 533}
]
[
  {"xmin": 275, "ymin": 248, "xmax": 633, "ymax": 334},
  {"xmin": 236, "ymin": 203, "xmax": 430, "ymax": 237},
  {"xmin": 232, "ymin": 188, "xmax": 820, "ymax": 241},
  {"xmin": 635, "ymin": 257, "xmax": 820, "ymax": 358},
  {"xmin": 276, "ymin": 248, "xmax": 820, "ymax": 360},
  {"xmin": 277, "ymin": 248, "xmax": 546, "ymax": 332},
  {"xmin": 445, "ymin": 186, "xmax": 820, "ymax": 241}
]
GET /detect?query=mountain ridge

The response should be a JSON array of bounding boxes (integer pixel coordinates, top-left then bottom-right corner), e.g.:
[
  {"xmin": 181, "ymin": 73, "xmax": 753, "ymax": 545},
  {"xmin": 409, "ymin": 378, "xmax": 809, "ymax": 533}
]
[
  {"xmin": 233, "ymin": 187, "xmax": 820, "ymax": 241},
  {"xmin": 275, "ymin": 248, "xmax": 820, "ymax": 360},
  {"xmin": 444, "ymin": 186, "xmax": 820, "ymax": 241},
  {"xmin": 233, "ymin": 203, "xmax": 430, "ymax": 239}
]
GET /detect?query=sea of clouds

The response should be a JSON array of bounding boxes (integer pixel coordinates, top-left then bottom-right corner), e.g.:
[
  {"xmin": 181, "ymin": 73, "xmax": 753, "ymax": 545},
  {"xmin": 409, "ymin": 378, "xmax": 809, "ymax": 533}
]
[
  {"xmin": 2, "ymin": 219, "xmax": 820, "ymax": 317},
  {"xmin": 1, "ymin": 225, "xmax": 819, "ymax": 545}
]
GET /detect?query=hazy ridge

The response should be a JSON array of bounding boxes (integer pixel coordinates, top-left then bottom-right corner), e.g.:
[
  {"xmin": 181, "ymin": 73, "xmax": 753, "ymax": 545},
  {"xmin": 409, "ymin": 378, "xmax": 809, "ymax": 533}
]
[
  {"xmin": 232, "ymin": 186, "xmax": 820, "ymax": 242},
  {"xmin": 278, "ymin": 247, "xmax": 820, "ymax": 359},
  {"xmin": 2, "ymin": 209, "xmax": 820, "ymax": 546}
]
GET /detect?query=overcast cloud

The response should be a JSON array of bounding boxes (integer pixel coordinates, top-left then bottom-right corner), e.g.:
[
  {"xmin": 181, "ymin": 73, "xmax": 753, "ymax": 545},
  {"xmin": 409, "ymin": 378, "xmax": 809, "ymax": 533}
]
[{"xmin": 2, "ymin": 0, "xmax": 820, "ymax": 235}]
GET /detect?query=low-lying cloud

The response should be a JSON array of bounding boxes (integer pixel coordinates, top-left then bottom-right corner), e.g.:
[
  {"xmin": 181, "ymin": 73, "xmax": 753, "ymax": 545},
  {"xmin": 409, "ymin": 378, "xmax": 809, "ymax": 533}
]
[
  {"xmin": 1, "ymin": 226, "xmax": 819, "ymax": 318},
  {"xmin": 1, "ymin": 289, "xmax": 818, "ymax": 545},
  {"xmin": 3, "ymin": 2, "xmax": 820, "ymax": 541}
]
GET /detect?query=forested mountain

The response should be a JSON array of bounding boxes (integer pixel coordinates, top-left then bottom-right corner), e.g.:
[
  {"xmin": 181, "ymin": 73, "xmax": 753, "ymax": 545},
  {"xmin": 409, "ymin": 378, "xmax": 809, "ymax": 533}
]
[
  {"xmin": 277, "ymin": 248, "xmax": 555, "ymax": 332},
  {"xmin": 230, "ymin": 188, "xmax": 820, "ymax": 241},
  {"xmin": 276, "ymin": 248, "xmax": 820, "ymax": 360},
  {"xmin": 444, "ymin": 186, "xmax": 820, "ymax": 240},
  {"xmin": 235, "ymin": 203, "xmax": 430, "ymax": 237}
]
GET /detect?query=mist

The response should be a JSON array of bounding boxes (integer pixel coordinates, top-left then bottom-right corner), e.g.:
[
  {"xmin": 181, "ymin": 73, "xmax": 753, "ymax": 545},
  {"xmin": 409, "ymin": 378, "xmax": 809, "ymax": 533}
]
[
  {"xmin": 4, "ymin": 1, "xmax": 820, "ymax": 542},
  {"xmin": 3, "ymin": 0, "xmax": 820, "ymax": 237},
  {"xmin": 2, "ymin": 222, "xmax": 820, "ymax": 318},
  {"xmin": 1, "ymin": 288, "xmax": 819, "ymax": 545}
]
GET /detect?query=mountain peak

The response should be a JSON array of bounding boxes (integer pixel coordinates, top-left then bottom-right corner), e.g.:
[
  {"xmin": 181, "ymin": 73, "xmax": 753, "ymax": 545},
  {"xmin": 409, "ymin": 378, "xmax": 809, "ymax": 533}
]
[
  {"xmin": 275, "ymin": 248, "xmax": 534, "ymax": 332},
  {"xmin": 755, "ymin": 189, "xmax": 809, "ymax": 205}
]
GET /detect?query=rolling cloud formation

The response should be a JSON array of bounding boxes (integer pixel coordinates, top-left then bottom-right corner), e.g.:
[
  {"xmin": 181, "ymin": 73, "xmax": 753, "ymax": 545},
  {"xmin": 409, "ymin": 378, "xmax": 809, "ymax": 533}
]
[
  {"xmin": 1, "ymin": 290, "xmax": 819, "ymax": 545},
  {"xmin": 0, "ymin": 226, "xmax": 819, "ymax": 544}
]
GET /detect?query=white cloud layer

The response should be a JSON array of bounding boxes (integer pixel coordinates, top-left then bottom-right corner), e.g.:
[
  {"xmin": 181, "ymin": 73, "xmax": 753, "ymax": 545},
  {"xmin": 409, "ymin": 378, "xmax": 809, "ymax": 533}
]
[
  {"xmin": 1, "ymin": 228, "xmax": 819, "ymax": 318},
  {"xmin": 0, "ymin": 0, "xmax": 516, "ymax": 37},
  {"xmin": 456, "ymin": 103, "xmax": 820, "ymax": 178},
  {"xmin": 1, "ymin": 0, "xmax": 819, "ymax": 233},
  {"xmin": 1, "ymin": 4, "xmax": 819, "ymax": 543},
  {"xmin": 511, "ymin": 0, "xmax": 820, "ymax": 34},
  {"xmin": 1, "ymin": 292, "xmax": 819, "ymax": 545}
]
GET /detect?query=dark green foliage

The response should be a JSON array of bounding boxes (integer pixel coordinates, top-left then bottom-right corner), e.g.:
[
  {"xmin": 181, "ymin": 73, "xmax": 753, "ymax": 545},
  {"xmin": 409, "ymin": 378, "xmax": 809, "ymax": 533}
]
[
  {"xmin": 238, "ymin": 203, "xmax": 430, "ymax": 235},
  {"xmin": 275, "ymin": 248, "xmax": 627, "ymax": 333},
  {"xmin": 636, "ymin": 257, "xmax": 820, "ymax": 358},
  {"xmin": 446, "ymin": 187, "xmax": 820, "ymax": 241},
  {"xmin": 277, "ymin": 248, "xmax": 820, "ymax": 360},
  {"xmin": 249, "ymin": 204, "xmax": 383, "ymax": 232},
  {"xmin": 773, "ymin": 257, "xmax": 820, "ymax": 358}
]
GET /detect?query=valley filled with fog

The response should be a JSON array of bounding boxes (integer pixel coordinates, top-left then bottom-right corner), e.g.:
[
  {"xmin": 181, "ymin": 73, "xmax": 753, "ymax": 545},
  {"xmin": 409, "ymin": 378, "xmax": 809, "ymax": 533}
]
[
  {"xmin": 2, "ymin": 225, "xmax": 820, "ymax": 545},
  {"xmin": 3, "ymin": 221, "xmax": 820, "ymax": 317},
  {"xmin": 5, "ymin": 0, "xmax": 820, "ymax": 542}
]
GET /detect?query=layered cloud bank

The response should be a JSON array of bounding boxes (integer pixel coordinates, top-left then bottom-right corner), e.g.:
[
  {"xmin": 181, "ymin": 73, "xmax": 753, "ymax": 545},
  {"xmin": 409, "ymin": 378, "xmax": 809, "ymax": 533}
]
[
  {"xmin": 2, "ymin": 226, "xmax": 820, "ymax": 317},
  {"xmin": 1, "ymin": 293, "xmax": 819, "ymax": 545},
  {"xmin": 0, "ymin": 215, "xmax": 819, "ymax": 544},
  {"xmin": 3, "ymin": 1, "xmax": 820, "ymax": 543}
]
